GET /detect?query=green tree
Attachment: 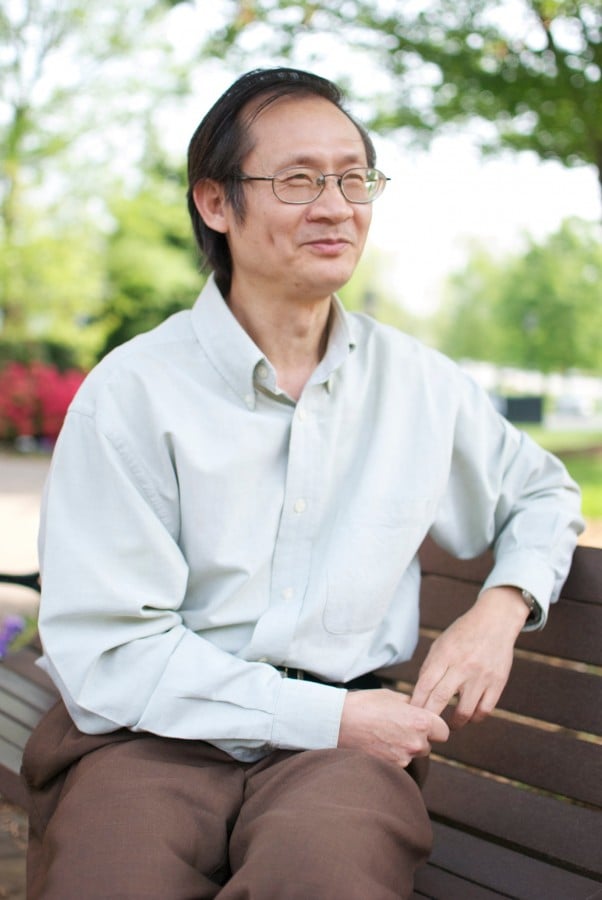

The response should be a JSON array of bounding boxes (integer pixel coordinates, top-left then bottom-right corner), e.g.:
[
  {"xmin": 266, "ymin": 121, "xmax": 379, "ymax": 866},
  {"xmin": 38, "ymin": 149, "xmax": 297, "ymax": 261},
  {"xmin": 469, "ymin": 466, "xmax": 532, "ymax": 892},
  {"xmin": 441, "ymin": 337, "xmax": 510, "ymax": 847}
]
[
  {"xmin": 207, "ymin": 0, "xmax": 601, "ymax": 199},
  {"xmin": 97, "ymin": 163, "xmax": 202, "ymax": 359},
  {"xmin": 0, "ymin": 210, "xmax": 105, "ymax": 369},
  {"xmin": 437, "ymin": 217, "xmax": 602, "ymax": 373},
  {"xmin": 0, "ymin": 0, "xmax": 188, "ymax": 337}
]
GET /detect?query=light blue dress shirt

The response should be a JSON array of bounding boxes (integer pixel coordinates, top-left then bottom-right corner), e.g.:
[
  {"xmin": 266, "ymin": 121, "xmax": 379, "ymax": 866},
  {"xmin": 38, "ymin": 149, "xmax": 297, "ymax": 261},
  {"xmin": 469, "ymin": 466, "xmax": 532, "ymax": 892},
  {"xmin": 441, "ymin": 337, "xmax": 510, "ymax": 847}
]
[{"xmin": 38, "ymin": 275, "xmax": 583, "ymax": 760}]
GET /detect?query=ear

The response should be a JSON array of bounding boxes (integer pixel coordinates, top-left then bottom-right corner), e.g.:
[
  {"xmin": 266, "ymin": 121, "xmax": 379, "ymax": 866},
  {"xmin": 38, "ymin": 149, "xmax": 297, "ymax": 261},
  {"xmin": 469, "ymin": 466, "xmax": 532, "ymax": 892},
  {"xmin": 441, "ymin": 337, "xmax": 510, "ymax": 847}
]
[{"xmin": 192, "ymin": 179, "xmax": 229, "ymax": 234}]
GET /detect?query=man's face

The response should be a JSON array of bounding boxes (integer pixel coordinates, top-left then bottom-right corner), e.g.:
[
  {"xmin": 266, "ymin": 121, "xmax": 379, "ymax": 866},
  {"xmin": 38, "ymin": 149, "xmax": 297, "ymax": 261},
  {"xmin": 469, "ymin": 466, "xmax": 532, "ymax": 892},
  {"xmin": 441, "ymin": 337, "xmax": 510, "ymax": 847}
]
[{"xmin": 223, "ymin": 94, "xmax": 373, "ymax": 305}]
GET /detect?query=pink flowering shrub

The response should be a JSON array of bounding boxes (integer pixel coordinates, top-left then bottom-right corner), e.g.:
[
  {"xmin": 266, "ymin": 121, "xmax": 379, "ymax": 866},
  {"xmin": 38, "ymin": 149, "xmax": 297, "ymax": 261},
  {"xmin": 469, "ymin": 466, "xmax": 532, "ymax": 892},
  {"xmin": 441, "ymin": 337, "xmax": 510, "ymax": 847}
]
[{"xmin": 0, "ymin": 362, "xmax": 85, "ymax": 443}]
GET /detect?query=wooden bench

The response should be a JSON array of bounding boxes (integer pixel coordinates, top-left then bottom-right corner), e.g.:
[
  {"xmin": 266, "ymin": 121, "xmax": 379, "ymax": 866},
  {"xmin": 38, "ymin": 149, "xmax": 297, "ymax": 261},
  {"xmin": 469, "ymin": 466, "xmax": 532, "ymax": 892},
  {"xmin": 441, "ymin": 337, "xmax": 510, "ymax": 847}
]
[
  {"xmin": 1, "ymin": 541, "xmax": 601, "ymax": 897},
  {"xmin": 378, "ymin": 540, "xmax": 602, "ymax": 898}
]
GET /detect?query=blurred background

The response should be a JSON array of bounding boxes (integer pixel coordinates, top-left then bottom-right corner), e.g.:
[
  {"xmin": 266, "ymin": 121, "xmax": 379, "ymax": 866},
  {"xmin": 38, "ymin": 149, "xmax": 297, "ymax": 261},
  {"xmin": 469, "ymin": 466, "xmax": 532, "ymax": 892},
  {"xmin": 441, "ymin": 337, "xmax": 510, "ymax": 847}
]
[
  {"xmin": 1, "ymin": 0, "xmax": 601, "ymax": 614},
  {"xmin": 0, "ymin": 6, "xmax": 600, "ymax": 891}
]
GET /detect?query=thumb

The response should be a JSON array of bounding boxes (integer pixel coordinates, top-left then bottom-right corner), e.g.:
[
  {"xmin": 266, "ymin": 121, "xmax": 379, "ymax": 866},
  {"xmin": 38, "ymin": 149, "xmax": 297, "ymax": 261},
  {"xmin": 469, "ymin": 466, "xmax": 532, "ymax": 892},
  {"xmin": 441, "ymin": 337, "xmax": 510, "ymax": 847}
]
[{"xmin": 427, "ymin": 711, "xmax": 450, "ymax": 744}]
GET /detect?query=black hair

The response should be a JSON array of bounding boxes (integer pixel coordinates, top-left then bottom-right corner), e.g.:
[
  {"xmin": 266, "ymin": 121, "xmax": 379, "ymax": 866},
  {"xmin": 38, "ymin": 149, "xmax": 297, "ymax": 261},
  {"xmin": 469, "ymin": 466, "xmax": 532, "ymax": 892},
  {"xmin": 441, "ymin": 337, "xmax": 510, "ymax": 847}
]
[{"xmin": 186, "ymin": 67, "xmax": 376, "ymax": 296}]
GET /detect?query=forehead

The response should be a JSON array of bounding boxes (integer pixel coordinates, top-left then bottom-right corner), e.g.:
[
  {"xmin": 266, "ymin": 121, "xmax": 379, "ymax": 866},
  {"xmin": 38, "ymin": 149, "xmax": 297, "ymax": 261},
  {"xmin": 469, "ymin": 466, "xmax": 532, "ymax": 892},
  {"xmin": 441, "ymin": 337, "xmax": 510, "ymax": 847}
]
[{"xmin": 243, "ymin": 94, "xmax": 368, "ymax": 169}]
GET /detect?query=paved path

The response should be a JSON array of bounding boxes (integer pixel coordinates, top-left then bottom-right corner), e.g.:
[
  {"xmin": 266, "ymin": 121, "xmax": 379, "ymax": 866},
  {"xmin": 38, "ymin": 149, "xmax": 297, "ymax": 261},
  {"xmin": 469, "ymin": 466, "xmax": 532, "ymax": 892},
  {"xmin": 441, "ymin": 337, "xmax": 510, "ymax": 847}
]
[
  {"xmin": 0, "ymin": 451, "xmax": 48, "ymax": 898},
  {"xmin": 0, "ymin": 799, "xmax": 27, "ymax": 899},
  {"xmin": 0, "ymin": 452, "xmax": 49, "ymax": 619}
]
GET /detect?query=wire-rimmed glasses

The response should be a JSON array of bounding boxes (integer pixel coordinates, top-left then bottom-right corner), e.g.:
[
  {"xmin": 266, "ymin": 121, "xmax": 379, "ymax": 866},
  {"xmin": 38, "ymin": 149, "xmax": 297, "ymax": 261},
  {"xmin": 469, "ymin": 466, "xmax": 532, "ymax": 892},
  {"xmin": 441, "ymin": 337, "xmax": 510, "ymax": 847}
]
[{"xmin": 234, "ymin": 166, "xmax": 390, "ymax": 204}]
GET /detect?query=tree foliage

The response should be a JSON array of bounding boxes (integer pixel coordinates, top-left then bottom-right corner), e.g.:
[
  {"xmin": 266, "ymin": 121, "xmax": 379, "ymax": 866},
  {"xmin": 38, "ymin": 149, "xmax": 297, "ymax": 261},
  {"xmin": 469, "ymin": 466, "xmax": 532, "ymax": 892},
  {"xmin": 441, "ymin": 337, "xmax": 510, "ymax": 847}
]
[
  {"xmin": 97, "ymin": 164, "xmax": 202, "ymax": 359},
  {"xmin": 0, "ymin": 210, "xmax": 105, "ymax": 367},
  {"xmin": 0, "ymin": 0, "xmax": 188, "ymax": 337},
  {"xmin": 437, "ymin": 217, "xmax": 602, "ymax": 373},
  {"xmin": 206, "ymin": 0, "xmax": 601, "ymax": 197}
]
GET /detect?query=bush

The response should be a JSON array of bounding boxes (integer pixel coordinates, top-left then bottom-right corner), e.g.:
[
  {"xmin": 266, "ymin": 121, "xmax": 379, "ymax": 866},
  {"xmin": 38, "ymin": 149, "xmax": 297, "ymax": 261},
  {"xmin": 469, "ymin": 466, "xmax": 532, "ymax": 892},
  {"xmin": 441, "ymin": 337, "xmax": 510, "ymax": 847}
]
[
  {"xmin": 0, "ymin": 362, "xmax": 85, "ymax": 443},
  {"xmin": 0, "ymin": 339, "xmax": 81, "ymax": 371}
]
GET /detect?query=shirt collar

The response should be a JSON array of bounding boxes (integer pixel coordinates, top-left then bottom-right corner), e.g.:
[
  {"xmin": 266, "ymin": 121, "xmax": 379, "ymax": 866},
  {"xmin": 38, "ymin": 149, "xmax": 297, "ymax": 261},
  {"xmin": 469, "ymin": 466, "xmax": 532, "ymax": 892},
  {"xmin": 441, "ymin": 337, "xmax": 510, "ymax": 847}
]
[
  {"xmin": 191, "ymin": 275, "xmax": 263, "ymax": 410},
  {"xmin": 190, "ymin": 275, "xmax": 356, "ymax": 407}
]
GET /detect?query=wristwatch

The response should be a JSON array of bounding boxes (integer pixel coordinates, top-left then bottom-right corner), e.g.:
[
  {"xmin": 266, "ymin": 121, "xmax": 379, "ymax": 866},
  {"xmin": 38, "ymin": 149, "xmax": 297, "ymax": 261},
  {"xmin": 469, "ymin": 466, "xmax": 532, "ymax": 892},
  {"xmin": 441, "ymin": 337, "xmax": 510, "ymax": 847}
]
[{"xmin": 520, "ymin": 589, "xmax": 540, "ymax": 623}]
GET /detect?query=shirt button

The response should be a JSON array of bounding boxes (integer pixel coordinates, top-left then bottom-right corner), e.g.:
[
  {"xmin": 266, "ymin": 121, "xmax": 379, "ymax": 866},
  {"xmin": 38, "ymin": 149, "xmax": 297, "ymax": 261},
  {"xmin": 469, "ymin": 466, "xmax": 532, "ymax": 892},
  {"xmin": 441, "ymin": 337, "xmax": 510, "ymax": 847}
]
[
  {"xmin": 298, "ymin": 407, "xmax": 307, "ymax": 421},
  {"xmin": 256, "ymin": 364, "xmax": 269, "ymax": 380},
  {"xmin": 282, "ymin": 587, "xmax": 294, "ymax": 601},
  {"xmin": 294, "ymin": 498, "xmax": 307, "ymax": 514},
  {"xmin": 244, "ymin": 394, "xmax": 255, "ymax": 409}
]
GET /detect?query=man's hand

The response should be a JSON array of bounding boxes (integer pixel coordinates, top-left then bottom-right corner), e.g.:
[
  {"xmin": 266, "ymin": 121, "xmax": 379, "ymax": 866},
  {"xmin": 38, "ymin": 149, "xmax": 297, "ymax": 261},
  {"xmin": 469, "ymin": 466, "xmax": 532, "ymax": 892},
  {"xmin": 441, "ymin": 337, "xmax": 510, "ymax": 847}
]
[
  {"xmin": 410, "ymin": 586, "xmax": 529, "ymax": 729},
  {"xmin": 337, "ymin": 688, "xmax": 449, "ymax": 768}
]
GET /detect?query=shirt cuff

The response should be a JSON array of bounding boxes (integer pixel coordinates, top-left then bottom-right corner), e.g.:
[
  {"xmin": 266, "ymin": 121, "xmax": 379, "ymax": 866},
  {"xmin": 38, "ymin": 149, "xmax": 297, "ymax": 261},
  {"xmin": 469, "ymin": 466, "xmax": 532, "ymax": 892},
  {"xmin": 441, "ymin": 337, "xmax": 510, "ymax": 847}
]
[{"xmin": 270, "ymin": 676, "xmax": 347, "ymax": 750}]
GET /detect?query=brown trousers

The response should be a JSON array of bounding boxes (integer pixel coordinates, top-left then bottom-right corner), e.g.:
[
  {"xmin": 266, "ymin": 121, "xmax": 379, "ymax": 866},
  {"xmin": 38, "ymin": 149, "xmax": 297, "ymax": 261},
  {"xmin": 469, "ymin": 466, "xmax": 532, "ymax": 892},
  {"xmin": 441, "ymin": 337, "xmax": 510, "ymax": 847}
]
[{"xmin": 22, "ymin": 700, "xmax": 432, "ymax": 899}]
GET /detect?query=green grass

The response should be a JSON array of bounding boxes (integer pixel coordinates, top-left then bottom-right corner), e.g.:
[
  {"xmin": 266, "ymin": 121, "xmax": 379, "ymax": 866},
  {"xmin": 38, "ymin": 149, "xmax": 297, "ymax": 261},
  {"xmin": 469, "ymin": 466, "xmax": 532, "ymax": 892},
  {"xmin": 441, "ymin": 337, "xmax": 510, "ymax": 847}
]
[{"xmin": 522, "ymin": 427, "xmax": 602, "ymax": 454}]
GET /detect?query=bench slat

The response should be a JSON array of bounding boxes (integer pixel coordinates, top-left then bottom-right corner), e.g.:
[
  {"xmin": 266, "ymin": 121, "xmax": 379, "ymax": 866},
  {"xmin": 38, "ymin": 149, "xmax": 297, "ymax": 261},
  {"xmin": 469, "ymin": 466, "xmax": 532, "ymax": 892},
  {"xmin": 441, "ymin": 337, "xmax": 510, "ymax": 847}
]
[
  {"xmin": 0, "ymin": 741, "xmax": 29, "ymax": 807},
  {"xmin": 424, "ymin": 759, "xmax": 602, "ymax": 876},
  {"xmin": 422, "ymin": 821, "xmax": 602, "ymax": 899},
  {"xmin": 436, "ymin": 716, "xmax": 601, "ymax": 807},
  {"xmin": 0, "ymin": 710, "xmax": 32, "ymax": 752},
  {"xmin": 0, "ymin": 686, "xmax": 50, "ymax": 731},
  {"xmin": 497, "ymin": 655, "xmax": 601, "ymax": 734},
  {"xmin": 1, "ymin": 646, "xmax": 58, "ymax": 694},
  {"xmin": 560, "ymin": 544, "xmax": 602, "ymax": 604},
  {"xmin": 0, "ymin": 663, "xmax": 57, "ymax": 713},
  {"xmin": 0, "ymin": 733, "xmax": 24, "ymax": 777},
  {"xmin": 412, "ymin": 863, "xmax": 504, "ymax": 899}
]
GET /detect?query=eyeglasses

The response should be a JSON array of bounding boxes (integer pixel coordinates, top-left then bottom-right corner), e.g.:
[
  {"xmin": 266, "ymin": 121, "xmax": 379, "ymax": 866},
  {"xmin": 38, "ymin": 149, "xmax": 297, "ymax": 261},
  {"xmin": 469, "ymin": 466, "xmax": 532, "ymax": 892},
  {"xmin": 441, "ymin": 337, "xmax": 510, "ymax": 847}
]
[{"xmin": 234, "ymin": 166, "xmax": 390, "ymax": 204}]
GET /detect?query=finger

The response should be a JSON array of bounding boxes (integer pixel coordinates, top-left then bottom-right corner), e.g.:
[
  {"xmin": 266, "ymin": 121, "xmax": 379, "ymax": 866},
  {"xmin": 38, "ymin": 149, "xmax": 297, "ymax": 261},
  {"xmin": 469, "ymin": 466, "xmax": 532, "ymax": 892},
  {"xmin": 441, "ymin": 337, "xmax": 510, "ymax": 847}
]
[
  {"xmin": 449, "ymin": 684, "xmax": 482, "ymax": 730},
  {"xmin": 410, "ymin": 663, "xmax": 448, "ymax": 708},
  {"xmin": 416, "ymin": 670, "xmax": 463, "ymax": 717},
  {"xmin": 469, "ymin": 684, "xmax": 502, "ymax": 725},
  {"xmin": 450, "ymin": 678, "xmax": 503, "ymax": 729}
]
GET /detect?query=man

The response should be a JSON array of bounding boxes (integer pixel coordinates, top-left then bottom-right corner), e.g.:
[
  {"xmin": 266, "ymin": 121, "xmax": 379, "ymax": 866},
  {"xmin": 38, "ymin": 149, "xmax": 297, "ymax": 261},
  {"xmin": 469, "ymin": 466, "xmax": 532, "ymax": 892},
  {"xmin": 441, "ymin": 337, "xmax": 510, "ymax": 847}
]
[{"xmin": 24, "ymin": 68, "xmax": 582, "ymax": 899}]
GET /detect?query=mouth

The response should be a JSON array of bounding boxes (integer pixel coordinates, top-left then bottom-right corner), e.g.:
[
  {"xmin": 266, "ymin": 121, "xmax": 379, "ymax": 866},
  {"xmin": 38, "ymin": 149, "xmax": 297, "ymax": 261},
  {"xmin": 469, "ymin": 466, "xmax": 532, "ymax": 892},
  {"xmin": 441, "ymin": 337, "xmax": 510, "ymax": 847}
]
[{"xmin": 304, "ymin": 237, "xmax": 352, "ymax": 255}]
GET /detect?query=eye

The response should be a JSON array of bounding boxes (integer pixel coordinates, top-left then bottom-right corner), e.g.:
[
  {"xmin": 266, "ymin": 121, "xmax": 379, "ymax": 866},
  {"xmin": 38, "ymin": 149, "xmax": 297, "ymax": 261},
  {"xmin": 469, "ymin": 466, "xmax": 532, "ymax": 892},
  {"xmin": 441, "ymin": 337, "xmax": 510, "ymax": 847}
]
[
  {"xmin": 344, "ymin": 171, "xmax": 367, "ymax": 185},
  {"xmin": 278, "ymin": 168, "xmax": 317, "ymax": 187}
]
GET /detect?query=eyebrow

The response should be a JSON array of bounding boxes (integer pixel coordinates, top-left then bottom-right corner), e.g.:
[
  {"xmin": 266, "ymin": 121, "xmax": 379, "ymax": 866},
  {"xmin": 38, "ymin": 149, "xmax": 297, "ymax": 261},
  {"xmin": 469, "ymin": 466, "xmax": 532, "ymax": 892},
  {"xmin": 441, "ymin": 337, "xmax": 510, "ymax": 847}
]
[
  {"xmin": 274, "ymin": 153, "xmax": 368, "ymax": 172},
  {"xmin": 275, "ymin": 151, "xmax": 367, "ymax": 170}
]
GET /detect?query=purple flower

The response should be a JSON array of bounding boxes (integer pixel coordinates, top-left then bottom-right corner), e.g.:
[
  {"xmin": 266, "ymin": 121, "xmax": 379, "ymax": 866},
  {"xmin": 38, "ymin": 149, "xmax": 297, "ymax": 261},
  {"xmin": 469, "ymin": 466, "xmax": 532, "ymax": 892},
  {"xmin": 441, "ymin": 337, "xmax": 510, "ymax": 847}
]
[{"xmin": 0, "ymin": 615, "xmax": 26, "ymax": 658}]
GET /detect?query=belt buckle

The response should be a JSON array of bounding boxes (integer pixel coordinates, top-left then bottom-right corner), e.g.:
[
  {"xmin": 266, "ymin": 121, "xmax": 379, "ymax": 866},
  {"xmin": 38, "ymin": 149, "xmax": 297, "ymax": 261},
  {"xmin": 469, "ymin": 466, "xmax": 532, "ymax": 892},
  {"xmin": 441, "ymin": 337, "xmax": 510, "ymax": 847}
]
[{"xmin": 279, "ymin": 666, "xmax": 304, "ymax": 680}]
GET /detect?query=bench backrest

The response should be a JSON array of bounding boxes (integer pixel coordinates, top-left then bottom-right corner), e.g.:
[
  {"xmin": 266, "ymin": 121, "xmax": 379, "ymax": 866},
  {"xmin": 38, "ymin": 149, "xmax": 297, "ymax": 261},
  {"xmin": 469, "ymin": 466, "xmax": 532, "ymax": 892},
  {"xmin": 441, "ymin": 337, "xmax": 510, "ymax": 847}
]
[{"xmin": 379, "ymin": 538, "xmax": 602, "ymax": 893}]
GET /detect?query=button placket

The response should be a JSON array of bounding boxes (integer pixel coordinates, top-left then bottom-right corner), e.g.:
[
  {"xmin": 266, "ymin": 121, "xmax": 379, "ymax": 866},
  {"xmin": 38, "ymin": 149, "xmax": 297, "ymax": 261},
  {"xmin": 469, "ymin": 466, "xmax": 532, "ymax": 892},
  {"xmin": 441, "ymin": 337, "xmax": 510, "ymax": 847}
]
[{"xmin": 246, "ymin": 387, "xmax": 327, "ymax": 663}]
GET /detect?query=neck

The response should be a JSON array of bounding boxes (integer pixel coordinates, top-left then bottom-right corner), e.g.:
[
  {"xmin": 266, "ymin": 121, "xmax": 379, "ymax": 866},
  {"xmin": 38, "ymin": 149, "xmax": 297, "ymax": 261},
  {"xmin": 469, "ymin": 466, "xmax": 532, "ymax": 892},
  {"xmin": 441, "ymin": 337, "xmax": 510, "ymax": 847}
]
[{"xmin": 227, "ymin": 282, "xmax": 333, "ymax": 401}]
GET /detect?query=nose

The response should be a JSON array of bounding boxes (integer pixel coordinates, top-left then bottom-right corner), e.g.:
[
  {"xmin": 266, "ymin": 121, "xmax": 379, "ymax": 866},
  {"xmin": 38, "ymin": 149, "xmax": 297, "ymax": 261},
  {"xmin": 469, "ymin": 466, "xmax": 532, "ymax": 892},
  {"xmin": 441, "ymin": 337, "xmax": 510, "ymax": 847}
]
[{"xmin": 307, "ymin": 177, "xmax": 352, "ymax": 220}]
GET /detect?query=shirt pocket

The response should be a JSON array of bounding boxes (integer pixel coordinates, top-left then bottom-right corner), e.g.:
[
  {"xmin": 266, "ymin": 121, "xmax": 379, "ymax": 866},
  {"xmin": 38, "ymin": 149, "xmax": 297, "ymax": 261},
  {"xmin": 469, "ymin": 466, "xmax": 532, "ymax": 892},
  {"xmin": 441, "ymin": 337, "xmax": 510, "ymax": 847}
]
[{"xmin": 323, "ymin": 501, "xmax": 427, "ymax": 635}]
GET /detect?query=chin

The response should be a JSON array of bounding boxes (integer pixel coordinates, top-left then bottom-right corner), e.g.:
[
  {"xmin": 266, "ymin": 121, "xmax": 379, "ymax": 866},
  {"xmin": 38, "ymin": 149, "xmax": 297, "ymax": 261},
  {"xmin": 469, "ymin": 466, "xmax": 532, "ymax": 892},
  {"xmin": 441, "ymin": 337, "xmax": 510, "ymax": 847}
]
[{"xmin": 308, "ymin": 264, "xmax": 356, "ymax": 297}]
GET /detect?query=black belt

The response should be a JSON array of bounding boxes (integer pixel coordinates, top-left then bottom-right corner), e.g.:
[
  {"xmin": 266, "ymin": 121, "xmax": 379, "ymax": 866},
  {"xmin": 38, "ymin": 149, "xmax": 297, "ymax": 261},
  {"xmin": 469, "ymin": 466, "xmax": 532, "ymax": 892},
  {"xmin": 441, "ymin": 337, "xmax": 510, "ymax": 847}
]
[{"xmin": 275, "ymin": 666, "xmax": 381, "ymax": 691}]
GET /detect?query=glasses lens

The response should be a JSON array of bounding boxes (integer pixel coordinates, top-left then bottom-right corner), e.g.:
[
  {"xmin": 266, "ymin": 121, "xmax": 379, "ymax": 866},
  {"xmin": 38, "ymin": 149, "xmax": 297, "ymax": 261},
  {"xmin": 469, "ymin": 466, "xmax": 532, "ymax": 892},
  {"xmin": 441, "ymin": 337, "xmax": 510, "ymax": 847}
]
[
  {"xmin": 341, "ymin": 168, "xmax": 384, "ymax": 203},
  {"xmin": 273, "ymin": 168, "xmax": 321, "ymax": 203}
]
